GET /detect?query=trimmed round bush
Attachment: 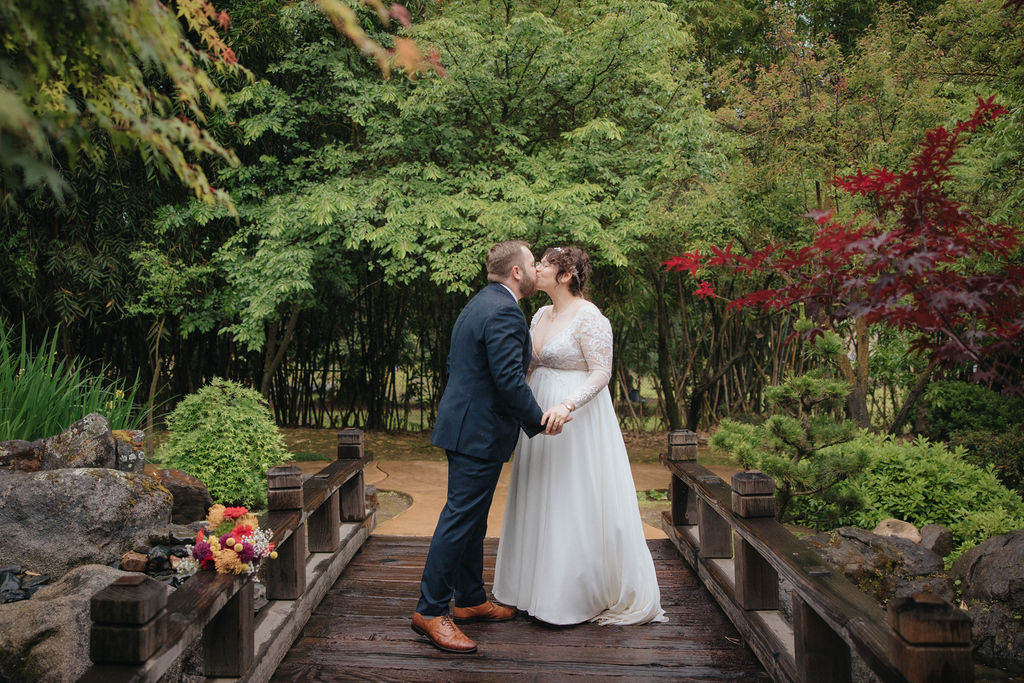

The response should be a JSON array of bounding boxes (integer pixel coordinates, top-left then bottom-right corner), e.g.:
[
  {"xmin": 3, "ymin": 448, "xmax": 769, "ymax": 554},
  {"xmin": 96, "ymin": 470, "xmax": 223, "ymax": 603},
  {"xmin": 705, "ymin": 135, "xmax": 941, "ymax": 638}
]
[
  {"xmin": 158, "ymin": 378, "xmax": 290, "ymax": 508},
  {"xmin": 924, "ymin": 380, "xmax": 1024, "ymax": 441}
]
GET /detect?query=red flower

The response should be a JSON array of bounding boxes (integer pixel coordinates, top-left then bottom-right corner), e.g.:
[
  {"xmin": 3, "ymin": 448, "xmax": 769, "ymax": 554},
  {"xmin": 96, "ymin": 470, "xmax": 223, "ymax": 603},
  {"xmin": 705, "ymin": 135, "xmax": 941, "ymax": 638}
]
[
  {"xmin": 232, "ymin": 523, "xmax": 254, "ymax": 537},
  {"xmin": 223, "ymin": 506, "xmax": 249, "ymax": 519}
]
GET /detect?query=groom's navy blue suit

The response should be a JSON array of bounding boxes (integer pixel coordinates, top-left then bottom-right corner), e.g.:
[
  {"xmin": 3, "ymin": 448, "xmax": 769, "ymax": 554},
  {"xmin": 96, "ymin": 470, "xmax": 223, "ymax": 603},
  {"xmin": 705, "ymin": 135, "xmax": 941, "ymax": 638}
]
[{"xmin": 417, "ymin": 282, "xmax": 545, "ymax": 617}]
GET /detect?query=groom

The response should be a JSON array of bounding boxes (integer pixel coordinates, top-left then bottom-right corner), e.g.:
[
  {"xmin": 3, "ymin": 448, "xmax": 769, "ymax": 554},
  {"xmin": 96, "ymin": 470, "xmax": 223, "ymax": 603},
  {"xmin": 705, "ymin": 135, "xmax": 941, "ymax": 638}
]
[{"xmin": 412, "ymin": 240, "xmax": 567, "ymax": 653}]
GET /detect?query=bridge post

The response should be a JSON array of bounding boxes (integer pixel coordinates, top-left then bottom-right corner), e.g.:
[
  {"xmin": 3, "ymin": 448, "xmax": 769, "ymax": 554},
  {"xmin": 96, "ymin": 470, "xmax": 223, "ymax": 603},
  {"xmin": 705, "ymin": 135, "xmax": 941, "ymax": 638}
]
[
  {"xmin": 698, "ymin": 496, "xmax": 733, "ymax": 558},
  {"xmin": 202, "ymin": 578, "xmax": 254, "ymax": 676},
  {"xmin": 266, "ymin": 465, "xmax": 307, "ymax": 599},
  {"xmin": 338, "ymin": 428, "xmax": 367, "ymax": 522},
  {"xmin": 731, "ymin": 472, "xmax": 778, "ymax": 610},
  {"xmin": 887, "ymin": 593, "xmax": 973, "ymax": 683},
  {"xmin": 89, "ymin": 574, "xmax": 167, "ymax": 664},
  {"xmin": 667, "ymin": 430, "xmax": 698, "ymax": 526},
  {"xmin": 793, "ymin": 593, "xmax": 851, "ymax": 683}
]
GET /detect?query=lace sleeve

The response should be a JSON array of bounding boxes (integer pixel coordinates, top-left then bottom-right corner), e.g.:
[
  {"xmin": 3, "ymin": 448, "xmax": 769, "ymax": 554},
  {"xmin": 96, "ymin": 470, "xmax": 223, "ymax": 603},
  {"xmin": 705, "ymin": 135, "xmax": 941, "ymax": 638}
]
[{"xmin": 564, "ymin": 306, "xmax": 613, "ymax": 409}]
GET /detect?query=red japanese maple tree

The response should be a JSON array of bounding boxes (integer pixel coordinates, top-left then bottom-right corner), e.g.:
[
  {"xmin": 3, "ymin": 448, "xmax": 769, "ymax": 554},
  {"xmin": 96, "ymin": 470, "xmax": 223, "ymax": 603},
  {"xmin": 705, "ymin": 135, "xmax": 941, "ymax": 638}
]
[{"xmin": 665, "ymin": 97, "xmax": 1024, "ymax": 392}]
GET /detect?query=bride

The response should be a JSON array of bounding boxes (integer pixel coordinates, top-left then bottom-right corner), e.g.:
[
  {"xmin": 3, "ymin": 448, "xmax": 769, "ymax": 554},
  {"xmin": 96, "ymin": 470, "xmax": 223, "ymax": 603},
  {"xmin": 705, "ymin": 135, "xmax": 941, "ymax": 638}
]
[{"xmin": 493, "ymin": 246, "xmax": 667, "ymax": 626}]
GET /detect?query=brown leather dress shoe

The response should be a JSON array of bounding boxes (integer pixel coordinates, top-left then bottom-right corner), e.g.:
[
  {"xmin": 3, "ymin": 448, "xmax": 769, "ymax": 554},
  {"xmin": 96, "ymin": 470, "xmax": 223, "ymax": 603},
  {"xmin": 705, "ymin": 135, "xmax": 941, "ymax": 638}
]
[
  {"xmin": 411, "ymin": 613, "xmax": 478, "ymax": 653},
  {"xmin": 452, "ymin": 600, "xmax": 518, "ymax": 623}
]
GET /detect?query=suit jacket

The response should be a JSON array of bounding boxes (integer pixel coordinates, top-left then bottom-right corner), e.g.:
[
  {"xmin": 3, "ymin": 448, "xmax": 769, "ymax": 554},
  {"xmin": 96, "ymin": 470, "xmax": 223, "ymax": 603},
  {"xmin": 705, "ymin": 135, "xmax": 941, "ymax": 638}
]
[{"xmin": 431, "ymin": 282, "xmax": 544, "ymax": 461}]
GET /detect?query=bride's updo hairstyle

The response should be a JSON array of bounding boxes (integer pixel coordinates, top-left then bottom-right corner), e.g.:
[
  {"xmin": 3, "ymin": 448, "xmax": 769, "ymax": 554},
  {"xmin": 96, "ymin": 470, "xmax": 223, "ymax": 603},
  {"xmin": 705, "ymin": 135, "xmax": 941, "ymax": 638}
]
[{"xmin": 542, "ymin": 246, "xmax": 591, "ymax": 297}]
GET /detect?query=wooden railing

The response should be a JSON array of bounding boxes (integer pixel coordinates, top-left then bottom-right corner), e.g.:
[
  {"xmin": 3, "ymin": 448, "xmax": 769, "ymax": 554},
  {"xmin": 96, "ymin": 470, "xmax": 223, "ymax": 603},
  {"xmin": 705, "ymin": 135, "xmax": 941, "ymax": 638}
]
[
  {"xmin": 661, "ymin": 430, "xmax": 973, "ymax": 683},
  {"xmin": 80, "ymin": 428, "xmax": 375, "ymax": 683}
]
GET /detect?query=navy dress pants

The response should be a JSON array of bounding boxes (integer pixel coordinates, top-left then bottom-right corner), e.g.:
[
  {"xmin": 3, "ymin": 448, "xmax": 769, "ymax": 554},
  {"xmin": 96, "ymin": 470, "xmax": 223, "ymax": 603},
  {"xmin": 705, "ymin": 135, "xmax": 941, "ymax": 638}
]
[{"xmin": 416, "ymin": 450, "xmax": 504, "ymax": 616}]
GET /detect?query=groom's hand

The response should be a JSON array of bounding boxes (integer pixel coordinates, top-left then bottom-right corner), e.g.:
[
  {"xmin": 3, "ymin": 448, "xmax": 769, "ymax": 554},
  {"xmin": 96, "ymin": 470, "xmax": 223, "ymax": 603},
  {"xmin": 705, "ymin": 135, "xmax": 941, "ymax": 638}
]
[{"xmin": 541, "ymin": 404, "xmax": 574, "ymax": 435}]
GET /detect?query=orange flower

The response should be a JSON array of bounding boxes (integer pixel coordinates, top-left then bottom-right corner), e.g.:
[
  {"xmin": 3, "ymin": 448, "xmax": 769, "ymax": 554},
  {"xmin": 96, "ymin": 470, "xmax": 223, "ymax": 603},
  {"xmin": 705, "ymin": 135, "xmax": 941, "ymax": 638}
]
[
  {"xmin": 214, "ymin": 549, "xmax": 243, "ymax": 574},
  {"xmin": 237, "ymin": 513, "xmax": 259, "ymax": 529},
  {"xmin": 206, "ymin": 504, "xmax": 226, "ymax": 527}
]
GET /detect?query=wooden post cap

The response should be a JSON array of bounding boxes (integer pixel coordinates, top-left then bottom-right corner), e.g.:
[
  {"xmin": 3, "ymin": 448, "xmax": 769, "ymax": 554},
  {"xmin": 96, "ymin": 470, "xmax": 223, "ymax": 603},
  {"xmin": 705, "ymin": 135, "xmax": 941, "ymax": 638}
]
[
  {"xmin": 337, "ymin": 428, "xmax": 364, "ymax": 459},
  {"xmin": 731, "ymin": 471, "xmax": 775, "ymax": 495},
  {"xmin": 731, "ymin": 471, "xmax": 776, "ymax": 518},
  {"xmin": 666, "ymin": 430, "xmax": 698, "ymax": 461},
  {"xmin": 90, "ymin": 575, "xmax": 168, "ymax": 625},
  {"xmin": 887, "ymin": 593, "xmax": 972, "ymax": 645},
  {"xmin": 267, "ymin": 465, "xmax": 302, "ymax": 490}
]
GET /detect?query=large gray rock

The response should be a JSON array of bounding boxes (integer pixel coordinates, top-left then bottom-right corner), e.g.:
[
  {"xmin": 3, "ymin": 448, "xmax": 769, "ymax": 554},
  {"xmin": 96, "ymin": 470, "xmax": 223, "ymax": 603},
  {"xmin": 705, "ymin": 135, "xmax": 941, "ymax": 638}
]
[
  {"xmin": 0, "ymin": 468, "xmax": 172, "ymax": 578},
  {"xmin": 951, "ymin": 528, "xmax": 1024, "ymax": 672},
  {"xmin": 803, "ymin": 527, "xmax": 949, "ymax": 604},
  {"xmin": 0, "ymin": 439, "xmax": 46, "ymax": 472},
  {"xmin": 40, "ymin": 413, "xmax": 117, "ymax": 470},
  {"xmin": 920, "ymin": 524, "xmax": 954, "ymax": 557},
  {"xmin": 111, "ymin": 429, "xmax": 146, "ymax": 474},
  {"xmin": 0, "ymin": 564, "xmax": 131, "ymax": 682}
]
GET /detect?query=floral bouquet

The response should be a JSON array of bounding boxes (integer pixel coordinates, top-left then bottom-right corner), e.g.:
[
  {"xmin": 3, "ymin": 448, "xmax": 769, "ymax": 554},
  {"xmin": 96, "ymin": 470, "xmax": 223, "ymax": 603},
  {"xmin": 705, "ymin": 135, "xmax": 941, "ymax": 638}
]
[{"xmin": 178, "ymin": 504, "xmax": 277, "ymax": 576}]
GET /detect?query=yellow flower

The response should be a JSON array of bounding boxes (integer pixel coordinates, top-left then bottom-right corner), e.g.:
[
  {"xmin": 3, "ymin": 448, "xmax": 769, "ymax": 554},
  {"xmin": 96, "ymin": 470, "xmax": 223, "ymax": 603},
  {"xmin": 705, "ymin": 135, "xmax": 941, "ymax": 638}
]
[{"xmin": 269, "ymin": 551, "xmax": 278, "ymax": 560}]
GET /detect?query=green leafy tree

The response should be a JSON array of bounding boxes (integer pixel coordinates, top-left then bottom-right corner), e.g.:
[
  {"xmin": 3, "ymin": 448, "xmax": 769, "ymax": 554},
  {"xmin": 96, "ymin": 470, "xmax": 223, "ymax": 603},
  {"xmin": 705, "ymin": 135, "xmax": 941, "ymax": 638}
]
[
  {"xmin": 132, "ymin": 0, "xmax": 718, "ymax": 415},
  {"xmin": 1, "ymin": 0, "xmax": 247, "ymax": 206}
]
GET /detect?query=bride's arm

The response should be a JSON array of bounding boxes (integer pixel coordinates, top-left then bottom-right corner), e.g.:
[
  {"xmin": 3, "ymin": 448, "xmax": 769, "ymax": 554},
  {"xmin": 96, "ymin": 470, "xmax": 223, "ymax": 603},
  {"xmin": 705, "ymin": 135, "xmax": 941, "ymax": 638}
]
[{"xmin": 562, "ymin": 308, "xmax": 613, "ymax": 411}]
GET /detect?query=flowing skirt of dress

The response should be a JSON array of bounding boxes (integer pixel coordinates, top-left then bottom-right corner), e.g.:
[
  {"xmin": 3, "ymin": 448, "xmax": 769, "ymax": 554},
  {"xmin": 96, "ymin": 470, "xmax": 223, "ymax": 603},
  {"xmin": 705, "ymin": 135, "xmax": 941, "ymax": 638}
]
[{"xmin": 493, "ymin": 367, "xmax": 667, "ymax": 625}]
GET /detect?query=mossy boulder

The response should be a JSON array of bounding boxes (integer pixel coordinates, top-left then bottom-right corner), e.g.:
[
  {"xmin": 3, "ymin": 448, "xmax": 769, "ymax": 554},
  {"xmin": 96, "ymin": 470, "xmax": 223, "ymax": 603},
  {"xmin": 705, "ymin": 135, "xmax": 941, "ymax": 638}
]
[{"xmin": 0, "ymin": 468, "xmax": 172, "ymax": 578}]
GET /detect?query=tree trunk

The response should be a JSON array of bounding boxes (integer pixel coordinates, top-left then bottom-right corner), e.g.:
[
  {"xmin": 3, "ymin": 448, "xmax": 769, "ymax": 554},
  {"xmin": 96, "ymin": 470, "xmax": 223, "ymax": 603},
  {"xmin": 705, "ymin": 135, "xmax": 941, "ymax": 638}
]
[
  {"xmin": 654, "ymin": 273, "xmax": 682, "ymax": 430},
  {"xmin": 261, "ymin": 305, "xmax": 301, "ymax": 400},
  {"xmin": 145, "ymin": 317, "xmax": 165, "ymax": 456},
  {"xmin": 889, "ymin": 358, "xmax": 939, "ymax": 435},
  {"xmin": 835, "ymin": 317, "xmax": 871, "ymax": 428}
]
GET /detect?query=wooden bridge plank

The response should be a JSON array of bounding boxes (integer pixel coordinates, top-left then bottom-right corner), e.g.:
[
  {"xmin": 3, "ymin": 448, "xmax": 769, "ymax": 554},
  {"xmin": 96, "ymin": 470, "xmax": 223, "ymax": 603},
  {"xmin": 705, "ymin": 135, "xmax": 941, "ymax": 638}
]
[{"xmin": 270, "ymin": 535, "xmax": 768, "ymax": 681}]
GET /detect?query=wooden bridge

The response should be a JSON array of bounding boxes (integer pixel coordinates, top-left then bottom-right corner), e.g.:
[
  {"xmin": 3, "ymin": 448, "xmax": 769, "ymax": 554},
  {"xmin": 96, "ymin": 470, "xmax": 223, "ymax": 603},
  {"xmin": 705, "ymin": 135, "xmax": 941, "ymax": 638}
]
[{"xmin": 80, "ymin": 429, "xmax": 974, "ymax": 682}]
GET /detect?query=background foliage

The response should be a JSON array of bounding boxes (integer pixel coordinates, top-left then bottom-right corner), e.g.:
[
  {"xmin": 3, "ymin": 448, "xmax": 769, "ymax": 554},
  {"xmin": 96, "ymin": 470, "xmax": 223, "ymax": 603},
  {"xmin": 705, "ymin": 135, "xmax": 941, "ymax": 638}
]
[
  {"xmin": 2, "ymin": 0, "xmax": 1024, "ymax": 549},
  {"xmin": 0, "ymin": 321, "xmax": 141, "ymax": 441}
]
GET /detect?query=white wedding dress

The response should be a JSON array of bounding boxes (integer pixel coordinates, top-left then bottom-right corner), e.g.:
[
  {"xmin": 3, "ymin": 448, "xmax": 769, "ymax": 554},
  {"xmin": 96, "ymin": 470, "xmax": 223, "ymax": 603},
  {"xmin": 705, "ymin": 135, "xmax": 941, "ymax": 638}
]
[{"xmin": 493, "ymin": 302, "xmax": 667, "ymax": 625}]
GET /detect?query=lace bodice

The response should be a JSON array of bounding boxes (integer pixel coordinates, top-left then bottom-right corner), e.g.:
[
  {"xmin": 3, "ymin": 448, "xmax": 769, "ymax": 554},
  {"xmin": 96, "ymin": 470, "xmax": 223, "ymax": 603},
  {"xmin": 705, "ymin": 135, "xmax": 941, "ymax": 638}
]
[{"xmin": 530, "ymin": 302, "xmax": 613, "ymax": 409}]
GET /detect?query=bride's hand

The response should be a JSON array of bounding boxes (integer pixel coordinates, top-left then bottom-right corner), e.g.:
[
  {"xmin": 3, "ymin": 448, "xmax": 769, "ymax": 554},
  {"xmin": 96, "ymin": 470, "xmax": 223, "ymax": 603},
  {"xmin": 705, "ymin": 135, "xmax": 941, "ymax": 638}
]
[{"xmin": 541, "ymin": 403, "xmax": 573, "ymax": 435}]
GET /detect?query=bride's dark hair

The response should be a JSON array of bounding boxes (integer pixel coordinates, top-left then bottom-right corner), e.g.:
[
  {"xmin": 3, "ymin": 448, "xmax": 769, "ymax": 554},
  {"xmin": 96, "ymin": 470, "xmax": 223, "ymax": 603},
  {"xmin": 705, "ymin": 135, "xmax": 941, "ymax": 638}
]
[{"xmin": 542, "ymin": 246, "xmax": 591, "ymax": 297}]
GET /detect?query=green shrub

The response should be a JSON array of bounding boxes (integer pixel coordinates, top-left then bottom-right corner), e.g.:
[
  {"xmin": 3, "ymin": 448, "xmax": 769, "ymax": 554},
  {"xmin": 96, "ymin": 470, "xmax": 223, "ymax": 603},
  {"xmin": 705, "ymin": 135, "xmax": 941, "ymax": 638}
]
[
  {"xmin": 0, "ymin": 320, "xmax": 141, "ymax": 441},
  {"xmin": 949, "ymin": 426, "xmax": 1024, "ymax": 498},
  {"xmin": 711, "ymin": 328, "xmax": 867, "ymax": 521},
  {"xmin": 790, "ymin": 434, "xmax": 1024, "ymax": 561},
  {"xmin": 158, "ymin": 378, "xmax": 290, "ymax": 508},
  {"xmin": 924, "ymin": 380, "xmax": 1024, "ymax": 440}
]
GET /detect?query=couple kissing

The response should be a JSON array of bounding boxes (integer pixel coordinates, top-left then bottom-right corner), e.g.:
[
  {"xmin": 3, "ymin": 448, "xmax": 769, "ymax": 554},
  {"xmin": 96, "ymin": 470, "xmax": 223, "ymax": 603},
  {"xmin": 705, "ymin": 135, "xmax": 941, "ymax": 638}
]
[{"xmin": 413, "ymin": 240, "xmax": 666, "ymax": 654}]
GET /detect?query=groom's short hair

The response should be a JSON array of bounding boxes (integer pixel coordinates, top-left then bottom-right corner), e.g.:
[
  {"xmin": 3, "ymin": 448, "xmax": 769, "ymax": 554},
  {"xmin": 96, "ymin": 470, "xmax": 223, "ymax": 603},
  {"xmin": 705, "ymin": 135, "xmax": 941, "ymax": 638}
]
[{"xmin": 486, "ymin": 240, "xmax": 530, "ymax": 281}]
